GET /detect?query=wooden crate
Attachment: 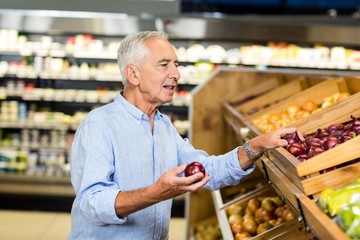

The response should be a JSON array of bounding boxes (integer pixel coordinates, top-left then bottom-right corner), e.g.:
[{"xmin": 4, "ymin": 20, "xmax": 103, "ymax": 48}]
[
  {"xmin": 228, "ymin": 76, "xmax": 286, "ymax": 107},
  {"xmin": 259, "ymin": 84, "xmax": 360, "ymax": 240},
  {"xmin": 260, "ymin": 155, "xmax": 350, "ymax": 240},
  {"xmin": 217, "ymin": 185, "xmax": 312, "ymax": 240},
  {"xmin": 212, "ymin": 168, "xmax": 267, "ymax": 209},
  {"xmin": 223, "ymin": 76, "xmax": 325, "ymax": 143},
  {"xmin": 222, "ymin": 75, "xmax": 286, "ymax": 144},
  {"xmin": 191, "ymin": 68, "xmax": 360, "ymax": 240},
  {"xmin": 297, "ymin": 194, "xmax": 350, "ymax": 240},
  {"xmin": 186, "ymin": 189, "xmax": 216, "ymax": 239},
  {"xmin": 188, "ymin": 216, "xmax": 222, "ymax": 240},
  {"xmin": 233, "ymin": 77, "xmax": 313, "ymax": 117},
  {"xmin": 245, "ymin": 77, "xmax": 356, "ymax": 138},
  {"xmin": 269, "ymin": 92, "xmax": 360, "ymax": 196}
]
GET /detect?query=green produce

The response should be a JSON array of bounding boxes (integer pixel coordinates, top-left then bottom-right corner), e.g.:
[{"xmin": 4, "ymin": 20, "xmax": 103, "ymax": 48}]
[
  {"xmin": 338, "ymin": 201, "xmax": 360, "ymax": 238},
  {"xmin": 319, "ymin": 178, "xmax": 360, "ymax": 217}
]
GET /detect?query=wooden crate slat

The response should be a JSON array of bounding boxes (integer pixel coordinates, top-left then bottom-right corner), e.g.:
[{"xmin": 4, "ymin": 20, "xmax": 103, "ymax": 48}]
[
  {"xmin": 236, "ymin": 77, "xmax": 309, "ymax": 116},
  {"xmin": 296, "ymin": 136, "xmax": 360, "ymax": 176},
  {"xmin": 229, "ymin": 76, "xmax": 285, "ymax": 105},
  {"xmin": 297, "ymin": 194, "xmax": 349, "ymax": 240},
  {"xmin": 301, "ymin": 161, "xmax": 360, "ymax": 196},
  {"xmin": 245, "ymin": 77, "xmax": 348, "ymax": 122},
  {"xmin": 291, "ymin": 91, "xmax": 360, "ymax": 133}
]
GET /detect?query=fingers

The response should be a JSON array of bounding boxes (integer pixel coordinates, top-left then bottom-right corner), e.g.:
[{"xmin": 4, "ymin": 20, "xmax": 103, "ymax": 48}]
[
  {"xmin": 296, "ymin": 130, "xmax": 305, "ymax": 141},
  {"xmin": 173, "ymin": 163, "xmax": 187, "ymax": 175},
  {"xmin": 183, "ymin": 173, "xmax": 210, "ymax": 192},
  {"xmin": 277, "ymin": 138, "xmax": 290, "ymax": 147},
  {"xmin": 277, "ymin": 127, "xmax": 298, "ymax": 136},
  {"xmin": 277, "ymin": 127, "xmax": 305, "ymax": 141},
  {"xmin": 258, "ymin": 127, "xmax": 305, "ymax": 149},
  {"xmin": 182, "ymin": 172, "xmax": 206, "ymax": 185}
]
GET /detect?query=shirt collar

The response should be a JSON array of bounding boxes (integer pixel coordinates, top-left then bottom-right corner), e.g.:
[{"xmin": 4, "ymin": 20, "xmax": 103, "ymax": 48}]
[{"xmin": 114, "ymin": 91, "xmax": 163, "ymax": 122}]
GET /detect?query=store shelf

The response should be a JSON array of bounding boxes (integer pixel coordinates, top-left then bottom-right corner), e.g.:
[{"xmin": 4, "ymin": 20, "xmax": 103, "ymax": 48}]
[
  {"xmin": 0, "ymin": 9, "xmax": 360, "ymax": 237},
  {"xmin": 0, "ymin": 173, "xmax": 73, "ymax": 197}
]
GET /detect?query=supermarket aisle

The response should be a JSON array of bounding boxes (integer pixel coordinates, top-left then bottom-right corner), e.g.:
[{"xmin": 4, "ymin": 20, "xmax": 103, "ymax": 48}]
[{"xmin": 0, "ymin": 210, "xmax": 186, "ymax": 240}]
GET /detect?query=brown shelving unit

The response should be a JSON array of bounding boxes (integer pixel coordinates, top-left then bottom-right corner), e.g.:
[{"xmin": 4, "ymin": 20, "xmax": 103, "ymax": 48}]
[{"xmin": 188, "ymin": 66, "xmax": 360, "ymax": 239}]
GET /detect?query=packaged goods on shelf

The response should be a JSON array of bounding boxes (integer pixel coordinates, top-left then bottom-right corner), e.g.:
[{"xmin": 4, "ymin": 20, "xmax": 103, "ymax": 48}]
[{"xmin": 2, "ymin": 28, "xmax": 360, "ymax": 72}]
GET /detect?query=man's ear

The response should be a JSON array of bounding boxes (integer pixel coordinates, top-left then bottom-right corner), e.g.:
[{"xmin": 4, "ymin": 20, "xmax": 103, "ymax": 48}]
[{"xmin": 125, "ymin": 65, "xmax": 140, "ymax": 86}]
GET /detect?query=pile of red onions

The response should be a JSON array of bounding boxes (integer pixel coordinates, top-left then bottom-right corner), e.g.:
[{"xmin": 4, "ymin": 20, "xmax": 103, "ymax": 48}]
[{"xmin": 282, "ymin": 115, "xmax": 360, "ymax": 162}]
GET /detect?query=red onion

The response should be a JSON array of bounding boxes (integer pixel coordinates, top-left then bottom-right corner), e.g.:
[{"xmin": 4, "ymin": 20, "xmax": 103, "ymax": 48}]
[
  {"xmin": 345, "ymin": 115, "xmax": 360, "ymax": 134},
  {"xmin": 326, "ymin": 123, "xmax": 344, "ymax": 134},
  {"xmin": 340, "ymin": 130, "xmax": 357, "ymax": 142},
  {"xmin": 282, "ymin": 131, "xmax": 301, "ymax": 145},
  {"xmin": 297, "ymin": 154, "xmax": 308, "ymax": 162},
  {"xmin": 323, "ymin": 136, "xmax": 340, "ymax": 150},
  {"xmin": 184, "ymin": 162, "xmax": 206, "ymax": 183},
  {"xmin": 315, "ymin": 128, "xmax": 329, "ymax": 139},
  {"xmin": 351, "ymin": 125, "xmax": 360, "ymax": 135},
  {"xmin": 290, "ymin": 115, "xmax": 360, "ymax": 162},
  {"xmin": 306, "ymin": 137, "xmax": 321, "ymax": 144},
  {"xmin": 341, "ymin": 135, "xmax": 353, "ymax": 142},
  {"xmin": 287, "ymin": 142, "xmax": 305, "ymax": 157},
  {"xmin": 351, "ymin": 115, "xmax": 360, "ymax": 126},
  {"xmin": 307, "ymin": 146, "xmax": 325, "ymax": 159}
]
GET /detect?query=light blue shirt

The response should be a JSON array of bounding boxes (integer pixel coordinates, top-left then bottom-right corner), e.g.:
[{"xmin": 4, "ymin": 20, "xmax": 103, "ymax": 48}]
[{"xmin": 68, "ymin": 92, "xmax": 254, "ymax": 240}]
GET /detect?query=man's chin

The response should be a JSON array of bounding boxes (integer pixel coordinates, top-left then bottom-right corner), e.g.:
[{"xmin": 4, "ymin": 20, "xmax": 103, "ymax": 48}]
[{"xmin": 163, "ymin": 97, "xmax": 173, "ymax": 105}]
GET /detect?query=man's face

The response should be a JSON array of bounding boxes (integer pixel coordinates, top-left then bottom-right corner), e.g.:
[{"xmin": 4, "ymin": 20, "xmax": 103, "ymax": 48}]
[{"xmin": 138, "ymin": 38, "xmax": 180, "ymax": 107}]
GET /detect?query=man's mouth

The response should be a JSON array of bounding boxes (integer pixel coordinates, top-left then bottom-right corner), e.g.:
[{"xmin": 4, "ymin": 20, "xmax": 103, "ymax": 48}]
[{"xmin": 163, "ymin": 85, "xmax": 176, "ymax": 91}]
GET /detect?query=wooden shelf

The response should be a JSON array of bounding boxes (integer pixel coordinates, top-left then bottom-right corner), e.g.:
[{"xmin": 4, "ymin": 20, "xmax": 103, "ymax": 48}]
[{"xmin": 189, "ymin": 67, "xmax": 359, "ymax": 239}]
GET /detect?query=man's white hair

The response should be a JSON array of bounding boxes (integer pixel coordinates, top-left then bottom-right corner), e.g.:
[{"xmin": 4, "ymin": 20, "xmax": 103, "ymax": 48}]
[{"xmin": 117, "ymin": 31, "xmax": 169, "ymax": 88}]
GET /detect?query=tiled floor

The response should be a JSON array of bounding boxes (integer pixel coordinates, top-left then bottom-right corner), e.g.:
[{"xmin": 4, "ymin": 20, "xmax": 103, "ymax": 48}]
[{"xmin": 0, "ymin": 210, "xmax": 186, "ymax": 240}]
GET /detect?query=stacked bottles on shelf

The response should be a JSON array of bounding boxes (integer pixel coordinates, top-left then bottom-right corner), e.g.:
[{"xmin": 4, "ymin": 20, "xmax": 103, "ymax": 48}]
[
  {"xmin": 0, "ymin": 100, "xmax": 75, "ymax": 176},
  {"xmin": 1, "ymin": 80, "xmax": 120, "ymax": 104},
  {"xmin": 240, "ymin": 43, "xmax": 360, "ymax": 70},
  {"xmin": 0, "ymin": 29, "xmax": 214, "ymax": 85},
  {"xmin": 0, "ymin": 100, "xmax": 87, "ymax": 126},
  {"xmin": 3, "ymin": 29, "xmax": 359, "ymax": 70},
  {"xmin": 0, "ymin": 128, "xmax": 71, "ymax": 177}
]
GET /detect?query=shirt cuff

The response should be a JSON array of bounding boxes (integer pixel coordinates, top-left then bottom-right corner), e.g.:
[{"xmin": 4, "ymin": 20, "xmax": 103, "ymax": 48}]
[
  {"xmin": 95, "ymin": 189, "xmax": 128, "ymax": 224},
  {"xmin": 228, "ymin": 146, "xmax": 255, "ymax": 175}
]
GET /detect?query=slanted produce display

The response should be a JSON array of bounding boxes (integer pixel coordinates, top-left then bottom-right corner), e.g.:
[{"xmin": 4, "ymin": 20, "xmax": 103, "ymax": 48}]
[
  {"xmin": 246, "ymin": 77, "xmax": 356, "ymax": 137},
  {"xmin": 269, "ymin": 92, "xmax": 360, "ymax": 196},
  {"xmin": 226, "ymin": 191, "xmax": 295, "ymax": 238},
  {"xmin": 215, "ymin": 185, "xmax": 312, "ymax": 240},
  {"xmin": 197, "ymin": 68, "xmax": 360, "ymax": 239},
  {"xmin": 190, "ymin": 216, "xmax": 222, "ymax": 240},
  {"xmin": 252, "ymin": 91, "xmax": 350, "ymax": 133}
]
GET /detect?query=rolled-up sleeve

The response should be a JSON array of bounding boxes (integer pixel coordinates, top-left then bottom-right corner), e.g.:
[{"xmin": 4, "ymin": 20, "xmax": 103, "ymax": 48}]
[
  {"xmin": 176, "ymin": 135, "xmax": 255, "ymax": 191},
  {"xmin": 71, "ymin": 121, "xmax": 126, "ymax": 225}
]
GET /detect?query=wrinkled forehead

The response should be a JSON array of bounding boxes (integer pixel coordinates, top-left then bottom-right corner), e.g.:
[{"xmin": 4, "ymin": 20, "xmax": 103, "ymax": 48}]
[{"xmin": 143, "ymin": 38, "xmax": 178, "ymax": 59}]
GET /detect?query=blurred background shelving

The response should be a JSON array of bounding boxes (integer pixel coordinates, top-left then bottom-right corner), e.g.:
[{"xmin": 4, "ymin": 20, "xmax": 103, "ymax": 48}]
[{"xmin": 0, "ymin": 0, "xmax": 360, "ymax": 226}]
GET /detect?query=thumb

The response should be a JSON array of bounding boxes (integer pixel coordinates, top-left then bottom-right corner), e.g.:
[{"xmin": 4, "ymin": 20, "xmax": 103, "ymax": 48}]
[
  {"xmin": 277, "ymin": 139, "xmax": 289, "ymax": 147},
  {"xmin": 173, "ymin": 164, "xmax": 187, "ymax": 175}
]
